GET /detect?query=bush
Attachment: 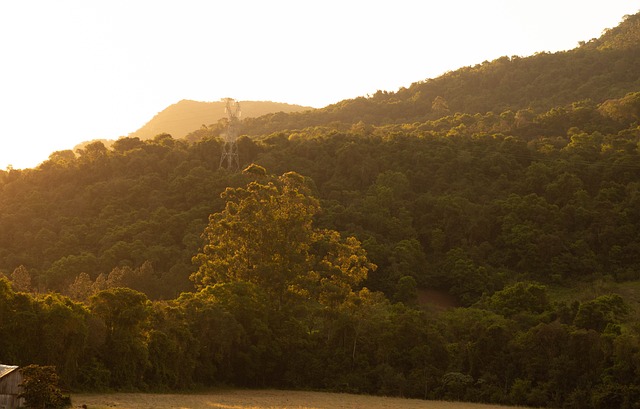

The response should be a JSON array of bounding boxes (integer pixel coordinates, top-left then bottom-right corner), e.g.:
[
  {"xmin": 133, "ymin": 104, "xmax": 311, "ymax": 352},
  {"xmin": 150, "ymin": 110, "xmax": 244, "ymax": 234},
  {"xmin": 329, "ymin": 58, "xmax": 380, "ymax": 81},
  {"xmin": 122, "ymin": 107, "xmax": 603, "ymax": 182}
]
[{"xmin": 19, "ymin": 365, "xmax": 70, "ymax": 409}]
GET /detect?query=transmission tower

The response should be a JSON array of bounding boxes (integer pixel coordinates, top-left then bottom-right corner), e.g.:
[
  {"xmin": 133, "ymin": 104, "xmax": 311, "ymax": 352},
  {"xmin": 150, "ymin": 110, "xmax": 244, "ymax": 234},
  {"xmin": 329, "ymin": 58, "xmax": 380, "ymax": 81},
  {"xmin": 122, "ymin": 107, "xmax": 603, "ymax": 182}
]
[{"xmin": 219, "ymin": 98, "xmax": 241, "ymax": 170}]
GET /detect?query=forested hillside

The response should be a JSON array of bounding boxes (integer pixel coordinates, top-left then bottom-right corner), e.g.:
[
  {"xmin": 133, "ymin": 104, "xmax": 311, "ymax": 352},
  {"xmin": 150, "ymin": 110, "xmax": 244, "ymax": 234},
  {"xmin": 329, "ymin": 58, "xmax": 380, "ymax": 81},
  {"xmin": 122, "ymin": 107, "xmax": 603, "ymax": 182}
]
[
  {"xmin": 1, "ymin": 12, "xmax": 640, "ymax": 409},
  {"xmin": 1, "ymin": 90, "xmax": 640, "ymax": 298},
  {"xmin": 238, "ymin": 13, "xmax": 640, "ymax": 135}
]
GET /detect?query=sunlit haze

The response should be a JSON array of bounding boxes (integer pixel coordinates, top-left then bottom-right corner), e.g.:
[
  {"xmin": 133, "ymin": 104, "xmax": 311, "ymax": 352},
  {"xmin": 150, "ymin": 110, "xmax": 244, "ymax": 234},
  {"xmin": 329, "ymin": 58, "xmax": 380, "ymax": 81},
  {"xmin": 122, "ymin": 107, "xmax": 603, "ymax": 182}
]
[{"xmin": 0, "ymin": 0, "xmax": 638, "ymax": 170}]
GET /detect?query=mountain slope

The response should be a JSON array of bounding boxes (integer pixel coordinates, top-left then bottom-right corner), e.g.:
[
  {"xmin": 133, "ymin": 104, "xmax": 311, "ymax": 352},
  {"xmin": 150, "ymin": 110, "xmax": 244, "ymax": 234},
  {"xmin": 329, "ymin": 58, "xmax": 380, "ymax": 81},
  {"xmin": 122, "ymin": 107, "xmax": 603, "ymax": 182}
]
[
  {"xmin": 360, "ymin": 12, "xmax": 640, "ymax": 117},
  {"xmin": 586, "ymin": 11, "xmax": 640, "ymax": 50},
  {"xmin": 240, "ymin": 12, "xmax": 640, "ymax": 135},
  {"xmin": 2, "ymin": 13, "xmax": 640, "ymax": 406},
  {"xmin": 129, "ymin": 99, "xmax": 313, "ymax": 140}
]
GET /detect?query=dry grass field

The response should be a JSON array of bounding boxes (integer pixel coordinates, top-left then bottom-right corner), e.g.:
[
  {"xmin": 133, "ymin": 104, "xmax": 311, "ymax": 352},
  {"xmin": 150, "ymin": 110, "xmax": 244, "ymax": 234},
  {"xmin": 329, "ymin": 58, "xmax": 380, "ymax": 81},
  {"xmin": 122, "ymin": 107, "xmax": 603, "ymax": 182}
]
[{"xmin": 72, "ymin": 389, "xmax": 528, "ymax": 409}]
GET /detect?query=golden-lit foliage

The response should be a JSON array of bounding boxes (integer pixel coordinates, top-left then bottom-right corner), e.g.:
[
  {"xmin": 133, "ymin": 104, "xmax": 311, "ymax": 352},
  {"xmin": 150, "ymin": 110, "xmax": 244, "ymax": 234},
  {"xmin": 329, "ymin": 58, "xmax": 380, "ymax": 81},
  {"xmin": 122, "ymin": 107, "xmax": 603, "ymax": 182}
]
[{"xmin": 1, "ymin": 14, "xmax": 640, "ymax": 407}]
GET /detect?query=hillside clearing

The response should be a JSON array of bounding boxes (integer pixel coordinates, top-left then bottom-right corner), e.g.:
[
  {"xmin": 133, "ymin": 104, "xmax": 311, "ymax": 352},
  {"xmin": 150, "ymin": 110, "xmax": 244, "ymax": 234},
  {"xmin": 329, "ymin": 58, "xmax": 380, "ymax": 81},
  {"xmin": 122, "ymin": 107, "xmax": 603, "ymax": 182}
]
[{"xmin": 72, "ymin": 390, "xmax": 527, "ymax": 409}]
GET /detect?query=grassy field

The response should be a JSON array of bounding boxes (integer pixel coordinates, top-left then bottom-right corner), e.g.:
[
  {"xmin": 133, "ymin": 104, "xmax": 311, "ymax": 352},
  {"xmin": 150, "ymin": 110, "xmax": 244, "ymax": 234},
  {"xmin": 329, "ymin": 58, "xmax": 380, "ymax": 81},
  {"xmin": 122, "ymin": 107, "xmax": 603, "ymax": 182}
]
[{"xmin": 72, "ymin": 389, "xmax": 528, "ymax": 409}]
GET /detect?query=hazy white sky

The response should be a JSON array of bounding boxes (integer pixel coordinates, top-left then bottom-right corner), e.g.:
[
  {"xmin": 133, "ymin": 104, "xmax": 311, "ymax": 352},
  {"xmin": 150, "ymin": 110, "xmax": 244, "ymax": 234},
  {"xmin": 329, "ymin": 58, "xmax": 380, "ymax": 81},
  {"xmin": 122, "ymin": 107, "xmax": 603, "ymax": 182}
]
[{"xmin": 0, "ymin": 1, "xmax": 638, "ymax": 170}]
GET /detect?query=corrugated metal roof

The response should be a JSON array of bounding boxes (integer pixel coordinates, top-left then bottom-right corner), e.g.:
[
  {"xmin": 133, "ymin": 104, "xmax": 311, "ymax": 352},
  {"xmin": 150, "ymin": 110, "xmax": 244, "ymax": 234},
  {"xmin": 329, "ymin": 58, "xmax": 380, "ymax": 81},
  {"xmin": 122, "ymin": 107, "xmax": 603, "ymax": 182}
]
[{"xmin": 0, "ymin": 365, "xmax": 18, "ymax": 379}]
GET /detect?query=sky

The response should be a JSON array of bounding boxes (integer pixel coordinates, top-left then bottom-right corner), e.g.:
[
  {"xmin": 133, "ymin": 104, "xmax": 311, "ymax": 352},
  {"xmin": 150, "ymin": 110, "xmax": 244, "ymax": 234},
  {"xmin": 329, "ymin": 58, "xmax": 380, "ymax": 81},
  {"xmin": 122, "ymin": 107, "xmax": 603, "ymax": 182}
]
[{"xmin": 0, "ymin": 1, "xmax": 638, "ymax": 170}]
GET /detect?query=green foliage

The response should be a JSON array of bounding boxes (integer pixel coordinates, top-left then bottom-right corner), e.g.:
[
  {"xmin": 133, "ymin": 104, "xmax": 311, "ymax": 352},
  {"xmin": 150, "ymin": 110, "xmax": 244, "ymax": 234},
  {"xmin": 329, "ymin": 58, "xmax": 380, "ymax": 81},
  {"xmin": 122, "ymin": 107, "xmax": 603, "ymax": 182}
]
[
  {"xmin": 192, "ymin": 170, "xmax": 374, "ymax": 308},
  {"xmin": 573, "ymin": 293, "xmax": 629, "ymax": 332},
  {"xmin": 0, "ymin": 99, "xmax": 640, "ymax": 403},
  {"xmin": 485, "ymin": 281, "xmax": 550, "ymax": 318},
  {"xmin": 19, "ymin": 365, "xmax": 69, "ymax": 409},
  {"xmin": 89, "ymin": 288, "xmax": 151, "ymax": 389},
  {"xmin": 1, "ymin": 12, "xmax": 640, "ymax": 407},
  {"xmin": 239, "ymin": 14, "xmax": 640, "ymax": 133}
]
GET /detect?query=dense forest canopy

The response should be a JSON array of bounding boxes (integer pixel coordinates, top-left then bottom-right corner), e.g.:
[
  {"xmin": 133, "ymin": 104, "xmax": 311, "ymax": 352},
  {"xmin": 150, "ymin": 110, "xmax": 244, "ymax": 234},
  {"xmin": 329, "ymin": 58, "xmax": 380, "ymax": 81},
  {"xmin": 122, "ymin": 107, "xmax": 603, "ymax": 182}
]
[{"xmin": 1, "ymin": 12, "xmax": 640, "ymax": 409}]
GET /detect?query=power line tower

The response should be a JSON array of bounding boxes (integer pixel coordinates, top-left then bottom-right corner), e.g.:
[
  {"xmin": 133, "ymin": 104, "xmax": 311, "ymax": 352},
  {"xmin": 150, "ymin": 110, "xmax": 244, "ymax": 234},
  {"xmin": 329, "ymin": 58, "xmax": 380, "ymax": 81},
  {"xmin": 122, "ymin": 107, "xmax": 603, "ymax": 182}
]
[{"xmin": 219, "ymin": 98, "xmax": 241, "ymax": 171}]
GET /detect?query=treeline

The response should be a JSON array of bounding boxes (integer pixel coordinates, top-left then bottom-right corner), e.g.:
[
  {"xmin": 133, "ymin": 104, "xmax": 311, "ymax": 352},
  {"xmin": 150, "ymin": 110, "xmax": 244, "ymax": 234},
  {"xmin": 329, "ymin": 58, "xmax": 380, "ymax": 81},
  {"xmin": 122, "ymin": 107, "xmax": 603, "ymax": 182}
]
[
  {"xmin": 1, "ymin": 276, "xmax": 637, "ymax": 407},
  {"xmin": 1, "ymin": 74, "xmax": 640, "ymax": 409},
  {"xmin": 2, "ymin": 92, "xmax": 639, "ymax": 303},
  {"xmin": 236, "ymin": 13, "xmax": 640, "ymax": 136},
  {"xmin": 1, "ymin": 14, "xmax": 640, "ymax": 409},
  {"xmin": 0, "ymin": 170, "xmax": 639, "ymax": 408}
]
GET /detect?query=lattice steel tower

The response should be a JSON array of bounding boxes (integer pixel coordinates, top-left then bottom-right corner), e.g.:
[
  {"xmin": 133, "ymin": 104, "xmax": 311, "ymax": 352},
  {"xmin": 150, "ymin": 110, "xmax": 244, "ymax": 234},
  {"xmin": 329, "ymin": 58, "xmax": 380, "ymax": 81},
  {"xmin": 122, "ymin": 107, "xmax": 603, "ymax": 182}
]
[{"xmin": 219, "ymin": 98, "xmax": 241, "ymax": 170}]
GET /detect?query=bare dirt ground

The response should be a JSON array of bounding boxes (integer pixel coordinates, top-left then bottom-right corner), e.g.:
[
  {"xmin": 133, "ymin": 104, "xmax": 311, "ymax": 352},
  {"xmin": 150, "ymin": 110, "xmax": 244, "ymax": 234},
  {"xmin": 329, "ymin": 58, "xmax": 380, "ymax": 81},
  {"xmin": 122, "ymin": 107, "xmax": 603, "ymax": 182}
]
[
  {"xmin": 417, "ymin": 289, "xmax": 460, "ymax": 310},
  {"xmin": 72, "ymin": 389, "xmax": 525, "ymax": 409}
]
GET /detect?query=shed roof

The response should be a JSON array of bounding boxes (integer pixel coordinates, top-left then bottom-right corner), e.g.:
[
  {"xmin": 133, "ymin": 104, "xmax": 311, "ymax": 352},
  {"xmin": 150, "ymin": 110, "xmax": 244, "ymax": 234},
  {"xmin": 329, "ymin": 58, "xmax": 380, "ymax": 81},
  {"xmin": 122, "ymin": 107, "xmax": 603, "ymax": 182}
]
[{"xmin": 0, "ymin": 365, "xmax": 18, "ymax": 379}]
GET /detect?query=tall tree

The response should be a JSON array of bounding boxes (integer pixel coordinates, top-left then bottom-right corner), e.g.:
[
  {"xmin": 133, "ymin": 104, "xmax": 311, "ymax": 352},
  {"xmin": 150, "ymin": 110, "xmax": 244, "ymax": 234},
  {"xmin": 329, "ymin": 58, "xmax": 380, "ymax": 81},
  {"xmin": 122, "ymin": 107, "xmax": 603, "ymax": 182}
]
[
  {"xmin": 10, "ymin": 265, "xmax": 31, "ymax": 292},
  {"xmin": 89, "ymin": 288, "xmax": 150, "ymax": 388},
  {"xmin": 192, "ymin": 169, "xmax": 375, "ymax": 308}
]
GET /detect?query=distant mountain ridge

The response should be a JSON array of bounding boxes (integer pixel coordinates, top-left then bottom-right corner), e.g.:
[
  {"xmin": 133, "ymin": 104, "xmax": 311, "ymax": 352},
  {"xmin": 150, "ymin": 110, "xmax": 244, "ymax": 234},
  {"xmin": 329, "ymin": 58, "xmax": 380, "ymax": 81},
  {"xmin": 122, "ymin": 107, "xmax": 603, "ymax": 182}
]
[
  {"xmin": 126, "ymin": 13, "xmax": 640, "ymax": 142},
  {"xmin": 128, "ymin": 99, "xmax": 313, "ymax": 140}
]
